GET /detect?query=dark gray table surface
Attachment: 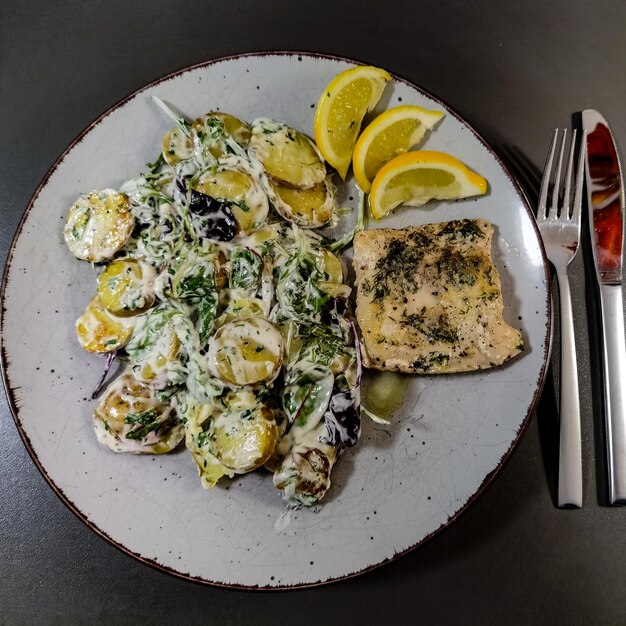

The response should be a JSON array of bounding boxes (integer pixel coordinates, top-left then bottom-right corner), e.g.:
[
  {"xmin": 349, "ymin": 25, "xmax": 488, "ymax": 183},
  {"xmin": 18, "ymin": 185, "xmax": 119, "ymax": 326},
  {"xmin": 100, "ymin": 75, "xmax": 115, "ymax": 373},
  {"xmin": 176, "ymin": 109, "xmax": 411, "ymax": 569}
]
[{"xmin": 2, "ymin": 1, "xmax": 626, "ymax": 624}]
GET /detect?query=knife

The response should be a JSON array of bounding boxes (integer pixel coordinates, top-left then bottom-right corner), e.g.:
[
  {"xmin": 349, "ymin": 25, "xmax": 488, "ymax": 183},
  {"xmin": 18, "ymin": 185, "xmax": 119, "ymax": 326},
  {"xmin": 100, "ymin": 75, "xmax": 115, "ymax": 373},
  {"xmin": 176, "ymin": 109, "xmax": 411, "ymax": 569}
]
[{"xmin": 583, "ymin": 109, "xmax": 626, "ymax": 504}]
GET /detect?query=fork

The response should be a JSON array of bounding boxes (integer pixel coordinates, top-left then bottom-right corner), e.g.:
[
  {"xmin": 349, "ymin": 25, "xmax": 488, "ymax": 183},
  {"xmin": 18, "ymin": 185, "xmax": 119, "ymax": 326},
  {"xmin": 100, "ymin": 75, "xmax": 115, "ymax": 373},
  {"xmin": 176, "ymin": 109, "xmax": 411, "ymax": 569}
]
[{"xmin": 537, "ymin": 128, "xmax": 586, "ymax": 508}]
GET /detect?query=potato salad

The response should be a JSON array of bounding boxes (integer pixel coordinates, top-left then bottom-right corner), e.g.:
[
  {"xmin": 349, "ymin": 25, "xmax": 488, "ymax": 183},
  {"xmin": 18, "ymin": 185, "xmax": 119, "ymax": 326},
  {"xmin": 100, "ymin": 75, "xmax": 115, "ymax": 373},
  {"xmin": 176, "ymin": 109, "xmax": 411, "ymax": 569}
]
[{"xmin": 63, "ymin": 101, "xmax": 363, "ymax": 508}]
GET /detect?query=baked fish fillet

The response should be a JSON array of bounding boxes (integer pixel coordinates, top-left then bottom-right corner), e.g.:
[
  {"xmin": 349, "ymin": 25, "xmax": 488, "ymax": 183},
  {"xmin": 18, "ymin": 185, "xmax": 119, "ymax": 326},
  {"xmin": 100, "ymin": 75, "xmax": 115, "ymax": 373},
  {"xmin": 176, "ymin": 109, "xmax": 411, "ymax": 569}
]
[{"xmin": 353, "ymin": 219, "xmax": 523, "ymax": 373}]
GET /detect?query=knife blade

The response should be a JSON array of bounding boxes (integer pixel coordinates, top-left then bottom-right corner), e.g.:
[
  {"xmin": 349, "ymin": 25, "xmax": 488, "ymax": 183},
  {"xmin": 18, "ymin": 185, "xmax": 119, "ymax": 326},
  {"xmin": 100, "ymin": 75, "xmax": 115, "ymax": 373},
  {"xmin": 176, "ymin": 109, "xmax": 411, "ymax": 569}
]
[{"xmin": 583, "ymin": 109, "xmax": 626, "ymax": 504}]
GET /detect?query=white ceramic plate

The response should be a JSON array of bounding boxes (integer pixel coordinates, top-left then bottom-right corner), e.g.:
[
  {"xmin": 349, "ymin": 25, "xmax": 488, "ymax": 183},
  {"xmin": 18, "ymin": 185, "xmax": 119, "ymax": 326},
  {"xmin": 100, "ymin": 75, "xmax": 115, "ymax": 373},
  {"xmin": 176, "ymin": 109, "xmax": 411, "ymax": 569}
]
[{"xmin": 1, "ymin": 52, "xmax": 550, "ymax": 588}]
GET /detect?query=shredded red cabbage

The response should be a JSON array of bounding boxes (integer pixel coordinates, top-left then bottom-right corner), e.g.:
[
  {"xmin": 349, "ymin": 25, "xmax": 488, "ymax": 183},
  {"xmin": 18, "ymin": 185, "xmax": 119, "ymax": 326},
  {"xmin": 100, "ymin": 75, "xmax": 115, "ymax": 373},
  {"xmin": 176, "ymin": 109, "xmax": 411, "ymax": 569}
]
[
  {"xmin": 322, "ymin": 319, "xmax": 362, "ymax": 448},
  {"xmin": 91, "ymin": 351, "xmax": 117, "ymax": 399}
]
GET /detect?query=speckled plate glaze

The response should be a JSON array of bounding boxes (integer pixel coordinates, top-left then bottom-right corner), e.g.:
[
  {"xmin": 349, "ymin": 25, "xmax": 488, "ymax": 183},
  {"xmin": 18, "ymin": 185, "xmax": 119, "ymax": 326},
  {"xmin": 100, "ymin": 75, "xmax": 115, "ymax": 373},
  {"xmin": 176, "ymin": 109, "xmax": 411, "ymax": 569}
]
[{"xmin": 1, "ymin": 52, "xmax": 550, "ymax": 589}]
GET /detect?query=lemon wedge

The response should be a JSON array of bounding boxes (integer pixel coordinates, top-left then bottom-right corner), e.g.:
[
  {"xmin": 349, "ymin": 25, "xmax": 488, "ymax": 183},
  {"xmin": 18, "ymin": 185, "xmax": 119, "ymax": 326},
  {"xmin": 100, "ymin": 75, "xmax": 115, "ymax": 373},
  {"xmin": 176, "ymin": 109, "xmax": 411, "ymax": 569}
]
[
  {"xmin": 314, "ymin": 65, "xmax": 391, "ymax": 179},
  {"xmin": 352, "ymin": 105, "xmax": 444, "ymax": 192},
  {"xmin": 369, "ymin": 150, "xmax": 488, "ymax": 219}
]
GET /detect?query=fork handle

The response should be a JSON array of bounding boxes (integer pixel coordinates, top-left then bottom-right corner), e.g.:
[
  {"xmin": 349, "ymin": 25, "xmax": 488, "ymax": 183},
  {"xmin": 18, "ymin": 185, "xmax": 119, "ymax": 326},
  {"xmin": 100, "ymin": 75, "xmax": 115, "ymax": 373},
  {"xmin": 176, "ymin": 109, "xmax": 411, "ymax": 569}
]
[
  {"xmin": 556, "ymin": 266, "xmax": 583, "ymax": 508},
  {"xmin": 598, "ymin": 284, "xmax": 626, "ymax": 504}
]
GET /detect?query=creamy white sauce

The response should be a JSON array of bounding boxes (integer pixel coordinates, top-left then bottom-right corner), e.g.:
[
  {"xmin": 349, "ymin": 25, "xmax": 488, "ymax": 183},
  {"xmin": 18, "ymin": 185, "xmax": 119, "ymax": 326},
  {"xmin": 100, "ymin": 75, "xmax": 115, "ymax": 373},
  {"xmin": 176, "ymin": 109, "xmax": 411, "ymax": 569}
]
[{"xmin": 67, "ymin": 102, "xmax": 364, "ymax": 508}]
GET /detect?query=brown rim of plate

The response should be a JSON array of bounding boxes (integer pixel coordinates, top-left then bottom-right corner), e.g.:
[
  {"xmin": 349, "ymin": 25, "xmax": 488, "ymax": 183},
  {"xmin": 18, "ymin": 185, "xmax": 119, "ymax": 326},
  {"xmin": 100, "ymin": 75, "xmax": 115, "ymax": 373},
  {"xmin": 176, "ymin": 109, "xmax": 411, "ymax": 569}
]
[{"xmin": 0, "ymin": 50, "xmax": 552, "ymax": 591}]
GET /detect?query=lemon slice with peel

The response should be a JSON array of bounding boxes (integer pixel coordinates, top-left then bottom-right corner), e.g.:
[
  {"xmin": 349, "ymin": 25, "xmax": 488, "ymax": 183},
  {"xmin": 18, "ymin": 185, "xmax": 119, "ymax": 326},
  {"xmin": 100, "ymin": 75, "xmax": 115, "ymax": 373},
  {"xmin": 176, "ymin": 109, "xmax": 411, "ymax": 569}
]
[
  {"xmin": 314, "ymin": 65, "xmax": 391, "ymax": 179},
  {"xmin": 369, "ymin": 150, "xmax": 488, "ymax": 219},
  {"xmin": 353, "ymin": 105, "xmax": 444, "ymax": 192}
]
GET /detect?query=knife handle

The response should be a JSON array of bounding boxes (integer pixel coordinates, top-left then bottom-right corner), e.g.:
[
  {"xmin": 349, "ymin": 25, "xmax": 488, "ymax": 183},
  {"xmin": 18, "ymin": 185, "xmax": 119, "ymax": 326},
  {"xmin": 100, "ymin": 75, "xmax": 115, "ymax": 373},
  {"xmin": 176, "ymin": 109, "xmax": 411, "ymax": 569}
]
[{"xmin": 599, "ymin": 284, "xmax": 626, "ymax": 504}]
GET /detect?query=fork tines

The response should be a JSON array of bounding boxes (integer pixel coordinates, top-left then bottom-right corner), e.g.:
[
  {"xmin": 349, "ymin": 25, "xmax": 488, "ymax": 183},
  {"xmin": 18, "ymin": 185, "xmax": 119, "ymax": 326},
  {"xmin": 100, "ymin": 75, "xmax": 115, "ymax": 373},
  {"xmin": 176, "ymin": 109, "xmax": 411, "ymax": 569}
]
[{"xmin": 538, "ymin": 129, "xmax": 585, "ymax": 223}]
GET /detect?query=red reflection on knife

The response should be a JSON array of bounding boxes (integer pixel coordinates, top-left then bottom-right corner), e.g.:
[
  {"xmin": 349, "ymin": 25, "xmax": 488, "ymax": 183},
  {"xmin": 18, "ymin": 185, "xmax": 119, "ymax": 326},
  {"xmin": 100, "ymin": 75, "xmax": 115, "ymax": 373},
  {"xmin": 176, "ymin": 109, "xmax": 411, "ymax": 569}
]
[{"xmin": 588, "ymin": 122, "xmax": 623, "ymax": 277}]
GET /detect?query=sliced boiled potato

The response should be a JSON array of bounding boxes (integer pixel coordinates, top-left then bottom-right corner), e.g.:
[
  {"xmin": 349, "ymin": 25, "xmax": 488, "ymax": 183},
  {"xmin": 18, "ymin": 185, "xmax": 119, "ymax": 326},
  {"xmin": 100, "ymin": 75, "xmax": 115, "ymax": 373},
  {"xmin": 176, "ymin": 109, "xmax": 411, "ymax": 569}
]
[
  {"xmin": 76, "ymin": 297, "xmax": 135, "ymax": 353},
  {"xmin": 270, "ymin": 177, "xmax": 334, "ymax": 228},
  {"xmin": 318, "ymin": 249, "xmax": 350, "ymax": 297},
  {"xmin": 196, "ymin": 169, "xmax": 251, "ymax": 198},
  {"xmin": 194, "ymin": 166, "xmax": 269, "ymax": 234},
  {"xmin": 321, "ymin": 249, "xmax": 343, "ymax": 283},
  {"xmin": 180, "ymin": 398, "xmax": 234, "ymax": 489},
  {"xmin": 162, "ymin": 112, "xmax": 251, "ymax": 166},
  {"xmin": 208, "ymin": 316, "xmax": 284, "ymax": 386},
  {"xmin": 273, "ymin": 421, "xmax": 338, "ymax": 506},
  {"xmin": 64, "ymin": 189, "xmax": 134, "ymax": 262},
  {"xmin": 162, "ymin": 126, "xmax": 194, "ymax": 165},
  {"xmin": 93, "ymin": 373, "xmax": 183, "ymax": 454},
  {"xmin": 209, "ymin": 390, "xmax": 277, "ymax": 473},
  {"xmin": 243, "ymin": 224, "xmax": 280, "ymax": 251},
  {"xmin": 97, "ymin": 259, "xmax": 156, "ymax": 317},
  {"xmin": 193, "ymin": 111, "xmax": 251, "ymax": 157},
  {"xmin": 249, "ymin": 119, "xmax": 326, "ymax": 189},
  {"xmin": 214, "ymin": 298, "xmax": 266, "ymax": 329}
]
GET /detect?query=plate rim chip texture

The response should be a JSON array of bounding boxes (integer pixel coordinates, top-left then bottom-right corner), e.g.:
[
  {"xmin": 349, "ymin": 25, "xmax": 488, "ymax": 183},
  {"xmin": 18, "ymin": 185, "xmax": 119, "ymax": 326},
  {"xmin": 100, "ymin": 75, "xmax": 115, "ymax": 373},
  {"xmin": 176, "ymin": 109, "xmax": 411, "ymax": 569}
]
[{"xmin": 0, "ymin": 50, "xmax": 551, "ymax": 589}]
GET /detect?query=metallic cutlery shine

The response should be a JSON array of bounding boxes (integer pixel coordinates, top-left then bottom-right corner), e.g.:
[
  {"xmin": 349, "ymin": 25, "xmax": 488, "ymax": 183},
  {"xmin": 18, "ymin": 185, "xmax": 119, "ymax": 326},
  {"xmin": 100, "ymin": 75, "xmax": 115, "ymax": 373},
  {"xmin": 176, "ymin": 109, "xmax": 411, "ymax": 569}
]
[{"xmin": 537, "ymin": 128, "xmax": 585, "ymax": 508}]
